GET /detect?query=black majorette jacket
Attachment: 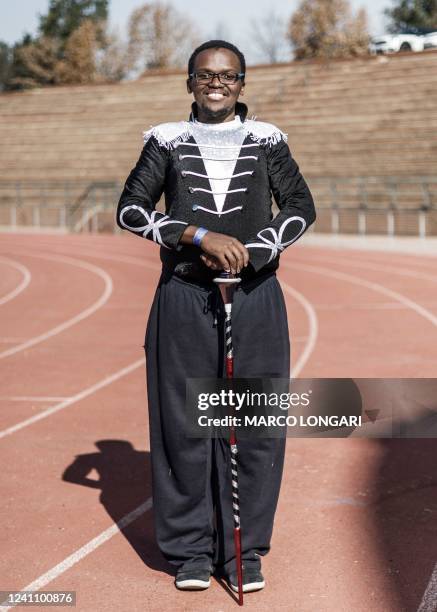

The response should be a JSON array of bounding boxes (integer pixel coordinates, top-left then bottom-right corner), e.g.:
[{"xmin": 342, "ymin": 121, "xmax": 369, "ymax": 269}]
[{"xmin": 116, "ymin": 102, "xmax": 316, "ymax": 282}]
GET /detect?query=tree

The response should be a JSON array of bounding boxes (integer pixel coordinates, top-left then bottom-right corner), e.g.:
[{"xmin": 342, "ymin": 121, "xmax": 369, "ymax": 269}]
[
  {"xmin": 126, "ymin": 2, "xmax": 200, "ymax": 73},
  {"xmin": 38, "ymin": 0, "xmax": 108, "ymax": 48},
  {"xmin": 7, "ymin": 37, "xmax": 61, "ymax": 89},
  {"xmin": 55, "ymin": 19, "xmax": 97, "ymax": 83},
  {"xmin": 248, "ymin": 11, "xmax": 289, "ymax": 63},
  {"xmin": 4, "ymin": 0, "xmax": 201, "ymax": 89},
  {"xmin": 4, "ymin": 2, "xmax": 123, "ymax": 89},
  {"xmin": 0, "ymin": 42, "xmax": 12, "ymax": 90},
  {"xmin": 2, "ymin": 1, "xmax": 108, "ymax": 89},
  {"xmin": 288, "ymin": 0, "xmax": 370, "ymax": 60},
  {"xmin": 2, "ymin": 34, "xmax": 33, "ymax": 90},
  {"xmin": 384, "ymin": 0, "xmax": 437, "ymax": 32}
]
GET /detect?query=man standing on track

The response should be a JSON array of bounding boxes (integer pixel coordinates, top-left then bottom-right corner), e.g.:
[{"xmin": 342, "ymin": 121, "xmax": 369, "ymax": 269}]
[{"xmin": 116, "ymin": 40, "xmax": 316, "ymax": 594}]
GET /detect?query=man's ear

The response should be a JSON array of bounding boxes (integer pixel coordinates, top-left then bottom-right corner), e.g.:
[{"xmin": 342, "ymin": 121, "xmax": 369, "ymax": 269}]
[
  {"xmin": 186, "ymin": 78, "xmax": 193, "ymax": 94},
  {"xmin": 240, "ymin": 84, "xmax": 245, "ymax": 96}
]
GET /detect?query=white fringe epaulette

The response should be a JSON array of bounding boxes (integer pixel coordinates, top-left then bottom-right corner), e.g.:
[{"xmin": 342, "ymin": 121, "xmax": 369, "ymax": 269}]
[
  {"xmin": 143, "ymin": 118, "xmax": 287, "ymax": 149},
  {"xmin": 143, "ymin": 121, "xmax": 191, "ymax": 149},
  {"xmin": 243, "ymin": 119, "xmax": 288, "ymax": 146}
]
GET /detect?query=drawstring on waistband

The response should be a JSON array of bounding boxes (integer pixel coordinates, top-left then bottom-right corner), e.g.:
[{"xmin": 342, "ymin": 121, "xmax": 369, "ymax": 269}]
[{"xmin": 202, "ymin": 287, "xmax": 221, "ymax": 327}]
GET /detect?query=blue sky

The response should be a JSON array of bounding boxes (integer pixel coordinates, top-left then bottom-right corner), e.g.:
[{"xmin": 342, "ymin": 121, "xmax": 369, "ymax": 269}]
[{"xmin": 1, "ymin": 0, "xmax": 392, "ymax": 63}]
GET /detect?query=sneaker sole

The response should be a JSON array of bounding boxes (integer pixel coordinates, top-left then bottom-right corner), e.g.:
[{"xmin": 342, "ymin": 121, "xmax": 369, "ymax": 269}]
[
  {"xmin": 230, "ymin": 580, "xmax": 265, "ymax": 593},
  {"xmin": 175, "ymin": 578, "xmax": 211, "ymax": 590}
]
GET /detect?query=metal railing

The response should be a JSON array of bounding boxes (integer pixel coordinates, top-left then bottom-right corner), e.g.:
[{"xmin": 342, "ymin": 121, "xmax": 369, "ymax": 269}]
[
  {"xmin": 306, "ymin": 176, "xmax": 437, "ymax": 237},
  {"xmin": 0, "ymin": 176, "xmax": 436, "ymax": 236},
  {"xmin": 0, "ymin": 180, "xmax": 123, "ymax": 233}
]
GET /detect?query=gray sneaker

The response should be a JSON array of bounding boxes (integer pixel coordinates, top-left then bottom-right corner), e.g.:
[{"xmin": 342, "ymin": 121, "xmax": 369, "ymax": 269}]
[
  {"xmin": 175, "ymin": 568, "xmax": 211, "ymax": 590},
  {"xmin": 228, "ymin": 568, "xmax": 265, "ymax": 593}
]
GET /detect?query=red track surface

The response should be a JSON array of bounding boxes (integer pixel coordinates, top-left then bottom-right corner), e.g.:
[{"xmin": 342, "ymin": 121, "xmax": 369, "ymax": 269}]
[{"xmin": 1, "ymin": 232, "xmax": 437, "ymax": 612}]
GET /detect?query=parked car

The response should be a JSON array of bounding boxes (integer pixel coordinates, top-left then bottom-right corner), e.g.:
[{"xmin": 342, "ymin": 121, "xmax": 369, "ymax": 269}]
[
  {"xmin": 370, "ymin": 30, "xmax": 437, "ymax": 54},
  {"xmin": 370, "ymin": 33, "xmax": 424, "ymax": 54},
  {"xmin": 423, "ymin": 31, "xmax": 437, "ymax": 49}
]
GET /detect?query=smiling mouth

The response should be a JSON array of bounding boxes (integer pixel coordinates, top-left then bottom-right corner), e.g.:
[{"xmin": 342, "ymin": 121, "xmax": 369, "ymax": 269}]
[{"xmin": 205, "ymin": 91, "xmax": 227, "ymax": 100}]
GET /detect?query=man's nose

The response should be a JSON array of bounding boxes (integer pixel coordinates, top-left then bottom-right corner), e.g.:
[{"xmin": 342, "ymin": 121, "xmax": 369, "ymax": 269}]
[{"xmin": 210, "ymin": 75, "xmax": 223, "ymax": 87}]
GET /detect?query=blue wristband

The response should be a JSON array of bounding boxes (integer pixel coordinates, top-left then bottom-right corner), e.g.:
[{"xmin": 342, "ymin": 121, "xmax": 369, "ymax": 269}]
[{"xmin": 193, "ymin": 227, "xmax": 208, "ymax": 247}]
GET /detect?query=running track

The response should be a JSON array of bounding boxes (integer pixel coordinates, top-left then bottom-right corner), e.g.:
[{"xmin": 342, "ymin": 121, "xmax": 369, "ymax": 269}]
[{"xmin": 1, "ymin": 232, "xmax": 436, "ymax": 612}]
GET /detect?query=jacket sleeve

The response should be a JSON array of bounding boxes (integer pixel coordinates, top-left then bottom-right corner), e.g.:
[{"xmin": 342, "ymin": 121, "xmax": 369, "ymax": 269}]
[
  {"xmin": 245, "ymin": 139, "xmax": 316, "ymax": 272},
  {"xmin": 116, "ymin": 136, "xmax": 188, "ymax": 249}
]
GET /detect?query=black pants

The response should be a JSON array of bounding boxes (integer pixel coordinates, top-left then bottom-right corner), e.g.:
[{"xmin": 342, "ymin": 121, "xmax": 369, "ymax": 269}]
[{"xmin": 144, "ymin": 272, "xmax": 290, "ymax": 575}]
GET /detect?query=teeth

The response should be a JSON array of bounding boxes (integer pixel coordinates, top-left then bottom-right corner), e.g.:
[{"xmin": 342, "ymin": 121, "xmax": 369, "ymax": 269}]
[{"xmin": 207, "ymin": 93, "xmax": 224, "ymax": 99}]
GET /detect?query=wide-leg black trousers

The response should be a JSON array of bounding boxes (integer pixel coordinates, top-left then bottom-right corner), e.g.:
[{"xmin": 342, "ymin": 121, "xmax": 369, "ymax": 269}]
[{"xmin": 144, "ymin": 272, "xmax": 290, "ymax": 575}]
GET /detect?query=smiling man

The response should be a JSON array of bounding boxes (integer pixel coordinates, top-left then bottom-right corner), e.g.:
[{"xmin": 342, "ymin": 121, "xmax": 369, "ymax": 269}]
[{"xmin": 116, "ymin": 40, "xmax": 316, "ymax": 595}]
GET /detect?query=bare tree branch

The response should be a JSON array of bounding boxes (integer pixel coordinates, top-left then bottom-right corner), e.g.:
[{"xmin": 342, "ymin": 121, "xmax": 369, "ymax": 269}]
[
  {"xmin": 127, "ymin": 2, "xmax": 201, "ymax": 74},
  {"xmin": 248, "ymin": 11, "xmax": 290, "ymax": 64}
]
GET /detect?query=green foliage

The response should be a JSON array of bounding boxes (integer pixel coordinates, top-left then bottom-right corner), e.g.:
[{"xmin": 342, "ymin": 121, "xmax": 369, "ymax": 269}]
[
  {"xmin": 38, "ymin": 0, "xmax": 108, "ymax": 46},
  {"xmin": 2, "ymin": 1, "xmax": 112, "ymax": 90},
  {"xmin": 7, "ymin": 37, "xmax": 61, "ymax": 90},
  {"xmin": 3, "ymin": 35, "xmax": 38, "ymax": 91},
  {"xmin": 385, "ymin": 0, "xmax": 437, "ymax": 32},
  {"xmin": 0, "ymin": 1, "xmax": 185, "ymax": 90},
  {"xmin": 0, "ymin": 42, "xmax": 12, "ymax": 90}
]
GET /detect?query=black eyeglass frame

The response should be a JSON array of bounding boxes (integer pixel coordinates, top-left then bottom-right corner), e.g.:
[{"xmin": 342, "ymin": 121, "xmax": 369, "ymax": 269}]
[{"xmin": 188, "ymin": 71, "xmax": 245, "ymax": 84}]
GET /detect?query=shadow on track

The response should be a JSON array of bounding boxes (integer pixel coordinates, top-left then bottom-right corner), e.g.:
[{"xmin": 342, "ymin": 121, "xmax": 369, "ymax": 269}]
[
  {"xmin": 62, "ymin": 439, "xmax": 173, "ymax": 576},
  {"xmin": 374, "ymin": 437, "xmax": 437, "ymax": 612}
]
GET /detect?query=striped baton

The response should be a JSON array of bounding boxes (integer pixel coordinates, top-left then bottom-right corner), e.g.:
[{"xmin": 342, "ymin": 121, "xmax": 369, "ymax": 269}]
[{"xmin": 214, "ymin": 272, "xmax": 244, "ymax": 606}]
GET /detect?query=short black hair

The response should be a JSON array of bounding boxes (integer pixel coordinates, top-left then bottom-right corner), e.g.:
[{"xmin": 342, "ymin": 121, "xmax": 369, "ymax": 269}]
[{"xmin": 188, "ymin": 40, "xmax": 246, "ymax": 77}]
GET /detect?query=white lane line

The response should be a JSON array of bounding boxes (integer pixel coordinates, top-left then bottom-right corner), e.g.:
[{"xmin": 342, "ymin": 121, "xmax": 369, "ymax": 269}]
[
  {"xmin": 309, "ymin": 255, "xmax": 437, "ymax": 285},
  {"xmin": 280, "ymin": 281, "xmax": 318, "ymax": 378},
  {"xmin": 0, "ymin": 497, "xmax": 153, "ymax": 611},
  {"xmin": 5, "ymin": 245, "xmax": 162, "ymax": 272},
  {"xmin": 0, "ymin": 258, "xmax": 31, "ymax": 306},
  {"xmin": 318, "ymin": 250, "xmax": 437, "ymax": 271},
  {"xmin": 0, "ymin": 358, "xmax": 144, "ymax": 439},
  {"xmin": 417, "ymin": 562, "xmax": 437, "ymax": 612},
  {"xmin": 282, "ymin": 262, "xmax": 437, "ymax": 329},
  {"xmin": 0, "ymin": 396, "xmax": 71, "ymax": 402},
  {"xmin": 0, "ymin": 253, "xmax": 113, "ymax": 360}
]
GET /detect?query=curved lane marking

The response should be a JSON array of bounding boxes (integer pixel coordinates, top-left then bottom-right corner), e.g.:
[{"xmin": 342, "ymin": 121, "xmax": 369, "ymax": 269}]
[
  {"xmin": 0, "ymin": 258, "xmax": 31, "ymax": 306},
  {"xmin": 0, "ymin": 253, "xmax": 113, "ymax": 360},
  {"xmin": 304, "ymin": 255, "xmax": 437, "ymax": 285},
  {"xmin": 282, "ymin": 261, "xmax": 437, "ymax": 329},
  {"xmin": 280, "ymin": 280, "xmax": 318, "ymax": 378}
]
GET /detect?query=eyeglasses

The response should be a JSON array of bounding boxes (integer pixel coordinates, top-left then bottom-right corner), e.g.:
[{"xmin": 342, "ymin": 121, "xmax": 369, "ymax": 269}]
[{"xmin": 189, "ymin": 71, "xmax": 245, "ymax": 85}]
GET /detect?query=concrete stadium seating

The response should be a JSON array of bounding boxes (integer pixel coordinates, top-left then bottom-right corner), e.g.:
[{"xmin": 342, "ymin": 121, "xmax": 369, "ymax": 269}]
[{"xmin": 1, "ymin": 50, "xmax": 436, "ymax": 234}]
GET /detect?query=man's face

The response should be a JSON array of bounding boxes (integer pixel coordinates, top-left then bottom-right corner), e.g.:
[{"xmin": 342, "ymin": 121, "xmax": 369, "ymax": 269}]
[{"xmin": 187, "ymin": 47, "xmax": 244, "ymax": 123}]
